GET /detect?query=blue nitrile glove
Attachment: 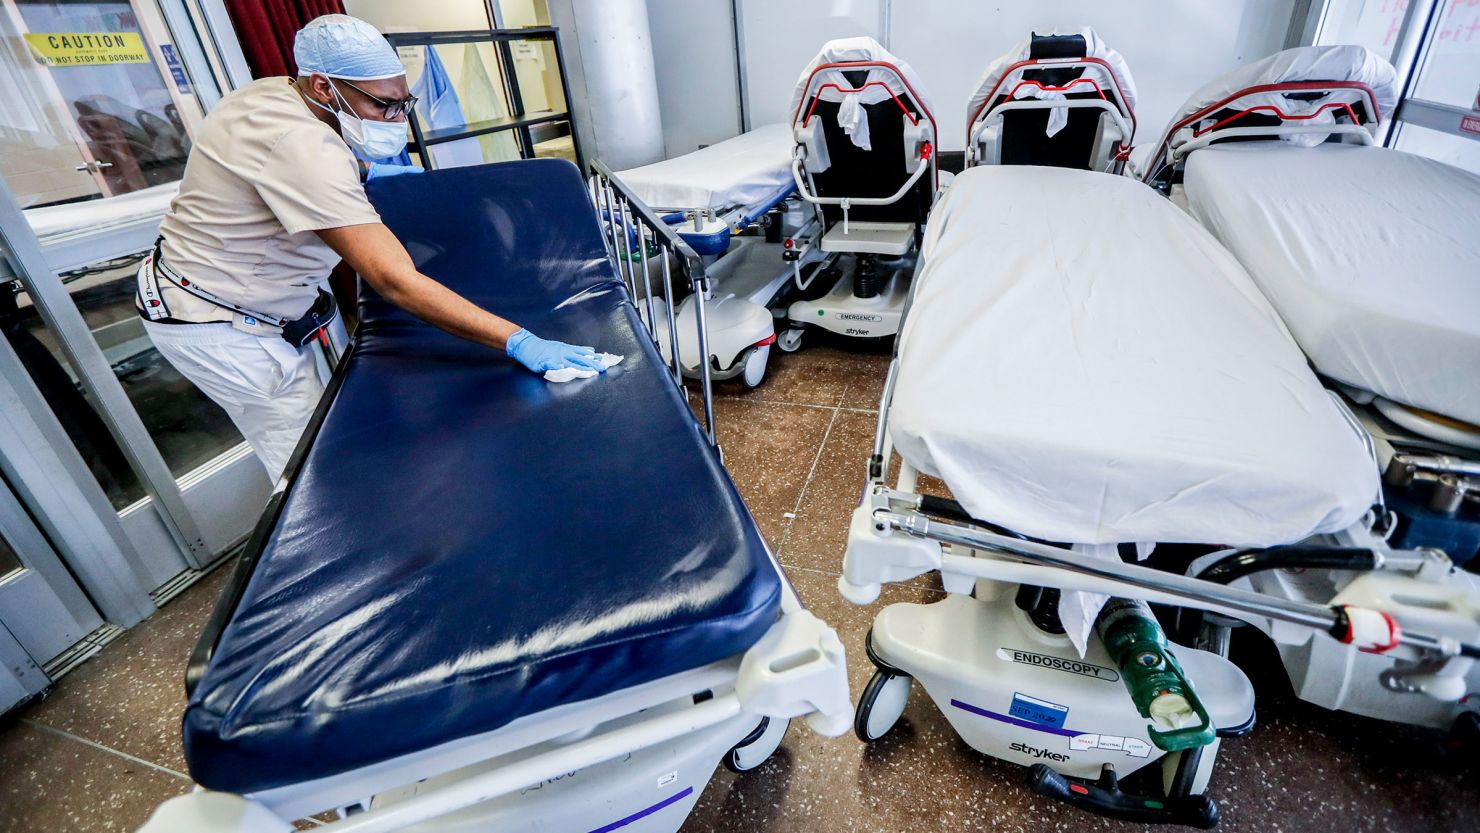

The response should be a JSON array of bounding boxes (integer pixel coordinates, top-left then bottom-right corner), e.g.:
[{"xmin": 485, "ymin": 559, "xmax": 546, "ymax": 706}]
[
  {"xmin": 506, "ymin": 328, "xmax": 605, "ymax": 374},
  {"xmin": 366, "ymin": 162, "xmax": 424, "ymax": 181}
]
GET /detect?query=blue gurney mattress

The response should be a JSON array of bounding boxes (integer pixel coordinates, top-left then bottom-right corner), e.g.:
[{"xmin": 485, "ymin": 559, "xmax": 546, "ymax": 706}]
[{"xmin": 182, "ymin": 160, "xmax": 782, "ymax": 794}]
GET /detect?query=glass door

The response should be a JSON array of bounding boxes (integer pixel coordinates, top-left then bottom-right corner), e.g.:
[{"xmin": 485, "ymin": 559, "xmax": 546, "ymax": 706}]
[{"xmin": 0, "ymin": 0, "xmax": 269, "ymax": 594}]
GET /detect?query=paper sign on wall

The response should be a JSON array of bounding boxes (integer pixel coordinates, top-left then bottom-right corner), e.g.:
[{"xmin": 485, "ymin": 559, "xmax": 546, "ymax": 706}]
[{"xmin": 25, "ymin": 32, "xmax": 148, "ymax": 67}]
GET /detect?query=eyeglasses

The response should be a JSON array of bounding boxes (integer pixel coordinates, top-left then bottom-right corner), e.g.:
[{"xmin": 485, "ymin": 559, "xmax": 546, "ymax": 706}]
[{"xmin": 337, "ymin": 79, "xmax": 418, "ymax": 120}]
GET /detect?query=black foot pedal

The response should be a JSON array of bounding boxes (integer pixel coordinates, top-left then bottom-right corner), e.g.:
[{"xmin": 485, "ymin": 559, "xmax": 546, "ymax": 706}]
[{"xmin": 1028, "ymin": 764, "xmax": 1219, "ymax": 828}]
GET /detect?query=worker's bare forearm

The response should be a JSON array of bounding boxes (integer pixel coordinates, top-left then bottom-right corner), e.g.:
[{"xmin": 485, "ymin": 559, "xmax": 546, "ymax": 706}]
[{"xmin": 316, "ymin": 223, "xmax": 520, "ymax": 350}]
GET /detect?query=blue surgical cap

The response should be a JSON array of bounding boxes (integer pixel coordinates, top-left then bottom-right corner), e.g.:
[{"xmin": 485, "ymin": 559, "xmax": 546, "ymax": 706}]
[{"xmin": 294, "ymin": 14, "xmax": 405, "ymax": 81}]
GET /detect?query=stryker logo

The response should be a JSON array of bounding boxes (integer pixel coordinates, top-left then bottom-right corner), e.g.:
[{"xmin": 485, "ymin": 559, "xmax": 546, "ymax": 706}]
[
  {"xmin": 998, "ymin": 648, "xmax": 1119, "ymax": 682},
  {"xmin": 1009, "ymin": 742, "xmax": 1070, "ymax": 762},
  {"xmin": 836, "ymin": 313, "xmax": 883, "ymax": 322}
]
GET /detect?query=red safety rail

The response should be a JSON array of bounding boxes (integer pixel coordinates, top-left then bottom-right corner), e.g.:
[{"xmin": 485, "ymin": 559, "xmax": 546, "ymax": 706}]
[
  {"xmin": 1191, "ymin": 100, "xmax": 1362, "ymax": 138},
  {"xmin": 802, "ymin": 81, "xmax": 920, "ymax": 128},
  {"xmin": 966, "ymin": 57, "xmax": 1136, "ymax": 141},
  {"xmin": 1004, "ymin": 76, "xmax": 1108, "ymax": 103},
  {"xmin": 791, "ymin": 60, "xmax": 936, "ymax": 132},
  {"xmin": 1142, "ymin": 80, "xmax": 1379, "ymax": 183}
]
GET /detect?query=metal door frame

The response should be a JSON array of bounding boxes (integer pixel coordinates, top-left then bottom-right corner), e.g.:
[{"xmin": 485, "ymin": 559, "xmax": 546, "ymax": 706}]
[
  {"xmin": 0, "ymin": 328, "xmax": 155, "ymax": 626},
  {"xmin": 0, "ymin": 472, "xmax": 105, "ymax": 665}
]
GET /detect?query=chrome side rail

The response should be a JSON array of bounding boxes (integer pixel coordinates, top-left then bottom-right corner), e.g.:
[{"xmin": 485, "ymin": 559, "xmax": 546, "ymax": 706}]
[{"xmin": 588, "ymin": 160, "xmax": 717, "ymax": 447}]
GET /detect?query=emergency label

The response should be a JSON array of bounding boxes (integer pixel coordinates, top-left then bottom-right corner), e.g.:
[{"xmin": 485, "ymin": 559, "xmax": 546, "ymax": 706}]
[
  {"xmin": 998, "ymin": 647, "xmax": 1119, "ymax": 682},
  {"xmin": 26, "ymin": 32, "xmax": 149, "ymax": 66},
  {"xmin": 1009, "ymin": 692, "xmax": 1069, "ymax": 728}
]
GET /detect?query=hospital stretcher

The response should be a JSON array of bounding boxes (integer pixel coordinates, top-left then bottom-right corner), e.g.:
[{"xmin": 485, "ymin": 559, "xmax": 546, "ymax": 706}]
[
  {"xmin": 1143, "ymin": 44, "xmax": 1480, "ymax": 565},
  {"xmin": 782, "ymin": 37, "xmax": 938, "ymax": 346},
  {"xmin": 839, "ymin": 164, "xmax": 1480, "ymax": 825},
  {"xmin": 613, "ymin": 124, "xmax": 803, "ymax": 388},
  {"xmin": 139, "ymin": 160, "xmax": 851, "ymax": 833}
]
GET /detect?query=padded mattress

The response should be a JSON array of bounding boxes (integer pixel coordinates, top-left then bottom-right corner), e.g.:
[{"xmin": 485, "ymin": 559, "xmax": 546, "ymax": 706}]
[
  {"xmin": 617, "ymin": 123, "xmax": 793, "ymax": 211},
  {"xmin": 182, "ymin": 160, "xmax": 782, "ymax": 794},
  {"xmin": 892, "ymin": 165, "xmax": 1377, "ymax": 546},
  {"xmin": 1184, "ymin": 142, "xmax": 1480, "ymax": 425}
]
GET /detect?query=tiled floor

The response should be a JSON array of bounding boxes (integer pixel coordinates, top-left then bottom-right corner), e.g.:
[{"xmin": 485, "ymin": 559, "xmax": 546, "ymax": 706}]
[{"xmin": 4, "ymin": 341, "xmax": 1477, "ymax": 832}]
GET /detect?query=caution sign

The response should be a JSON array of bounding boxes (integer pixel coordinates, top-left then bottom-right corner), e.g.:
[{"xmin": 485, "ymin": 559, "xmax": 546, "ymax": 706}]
[{"xmin": 25, "ymin": 32, "xmax": 149, "ymax": 67}]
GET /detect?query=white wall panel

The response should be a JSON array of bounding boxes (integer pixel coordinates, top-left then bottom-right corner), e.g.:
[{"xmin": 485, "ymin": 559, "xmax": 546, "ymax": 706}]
[
  {"xmin": 738, "ymin": 0, "xmax": 883, "ymax": 129},
  {"xmin": 647, "ymin": 0, "xmax": 742, "ymax": 156}
]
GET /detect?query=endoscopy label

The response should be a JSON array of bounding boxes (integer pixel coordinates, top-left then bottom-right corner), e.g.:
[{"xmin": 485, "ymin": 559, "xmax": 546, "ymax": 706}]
[
  {"xmin": 998, "ymin": 647, "xmax": 1119, "ymax": 682},
  {"xmin": 1009, "ymin": 693, "xmax": 1069, "ymax": 728}
]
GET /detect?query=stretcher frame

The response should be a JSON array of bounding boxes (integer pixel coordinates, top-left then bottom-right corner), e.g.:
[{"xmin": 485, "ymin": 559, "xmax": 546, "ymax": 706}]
[
  {"xmin": 142, "ymin": 164, "xmax": 854, "ymax": 832},
  {"xmin": 838, "ymin": 250, "xmax": 1480, "ymax": 670},
  {"xmin": 1141, "ymin": 80, "xmax": 1382, "ymax": 192}
]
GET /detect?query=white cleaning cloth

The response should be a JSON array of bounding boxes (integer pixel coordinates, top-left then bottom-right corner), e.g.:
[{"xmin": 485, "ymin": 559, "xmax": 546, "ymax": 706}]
[{"xmin": 543, "ymin": 353, "xmax": 624, "ymax": 383}]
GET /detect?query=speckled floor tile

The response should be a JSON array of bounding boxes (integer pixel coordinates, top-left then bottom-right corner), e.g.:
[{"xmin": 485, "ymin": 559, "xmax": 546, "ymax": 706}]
[
  {"xmin": 779, "ymin": 410, "xmax": 876, "ymax": 576},
  {"xmin": 0, "ymin": 722, "xmax": 190, "ymax": 833},
  {"xmin": 779, "ymin": 413, "xmax": 950, "ymax": 581},
  {"xmin": 705, "ymin": 397, "xmax": 836, "ymax": 549},
  {"xmin": 721, "ymin": 344, "xmax": 889, "ymax": 408},
  {"xmin": 836, "ymin": 350, "xmax": 892, "ymax": 412},
  {"xmin": 21, "ymin": 560, "xmax": 238, "ymax": 774}
]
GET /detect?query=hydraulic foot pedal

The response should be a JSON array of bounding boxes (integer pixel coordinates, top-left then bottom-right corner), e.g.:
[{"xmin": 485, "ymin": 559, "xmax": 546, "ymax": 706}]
[{"xmin": 1029, "ymin": 763, "xmax": 1219, "ymax": 828}]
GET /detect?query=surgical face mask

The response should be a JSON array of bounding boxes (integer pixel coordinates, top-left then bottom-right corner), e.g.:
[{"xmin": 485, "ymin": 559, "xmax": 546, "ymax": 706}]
[{"xmin": 308, "ymin": 79, "xmax": 409, "ymax": 160}]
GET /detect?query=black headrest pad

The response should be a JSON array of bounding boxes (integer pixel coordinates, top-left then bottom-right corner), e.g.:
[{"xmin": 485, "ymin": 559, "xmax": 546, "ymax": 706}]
[{"xmin": 1029, "ymin": 33, "xmax": 1087, "ymax": 60}]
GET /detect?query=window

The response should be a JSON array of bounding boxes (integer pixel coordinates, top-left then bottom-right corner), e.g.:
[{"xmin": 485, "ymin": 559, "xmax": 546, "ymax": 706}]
[{"xmin": 1319, "ymin": 0, "xmax": 1480, "ymax": 173}]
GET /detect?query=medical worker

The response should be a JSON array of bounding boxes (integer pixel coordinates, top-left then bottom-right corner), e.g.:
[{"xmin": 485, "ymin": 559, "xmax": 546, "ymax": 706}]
[{"xmin": 137, "ymin": 14, "xmax": 603, "ymax": 479}]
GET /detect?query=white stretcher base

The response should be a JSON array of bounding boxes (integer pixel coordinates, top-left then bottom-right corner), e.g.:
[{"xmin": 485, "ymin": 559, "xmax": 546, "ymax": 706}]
[
  {"xmin": 867, "ymin": 591, "xmax": 1251, "ymax": 781},
  {"xmin": 787, "ymin": 268, "xmax": 908, "ymax": 339}
]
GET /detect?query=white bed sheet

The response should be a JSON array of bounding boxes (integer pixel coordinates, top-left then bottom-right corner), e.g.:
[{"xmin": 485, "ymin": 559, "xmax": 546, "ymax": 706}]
[
  {"xmin": 892, "ymin": 165, "xmax": 1376, "ymax": 547},
  {"xmin": 616, "ymin": 124, "xmax": 793, "ymax": 212},
  {"xmin": 1185, "ymin": 142, "xmax": 1480, "ymax": 426}
]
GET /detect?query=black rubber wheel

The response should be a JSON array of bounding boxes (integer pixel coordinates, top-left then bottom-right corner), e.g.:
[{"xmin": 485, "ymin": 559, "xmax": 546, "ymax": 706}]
[
  {"xmin": 855, "ymin": 668, "xmax": 912, "ymax": 743},
  {"xmin": 723, "ymin": 716, "xmax": 789, "ymax": 773}
]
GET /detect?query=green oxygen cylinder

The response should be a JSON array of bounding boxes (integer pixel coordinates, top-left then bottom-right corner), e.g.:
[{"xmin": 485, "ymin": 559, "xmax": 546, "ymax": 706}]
[{"xmin": 1096, "ymin": 598, "xmax": 1216, "ymax": 752}]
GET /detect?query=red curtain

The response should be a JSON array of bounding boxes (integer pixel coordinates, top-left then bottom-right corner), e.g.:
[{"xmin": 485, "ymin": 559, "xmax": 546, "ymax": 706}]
[{"xmin": 223, "ymin": 0, "xmax": 346, "ymax": 79}]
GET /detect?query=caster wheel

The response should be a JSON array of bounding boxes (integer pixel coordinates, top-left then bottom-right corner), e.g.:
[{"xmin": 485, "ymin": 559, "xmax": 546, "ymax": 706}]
[
  {"xmin": 855, "ymin": 668, "xmax": 912, "ymax": 742},
  {"xmin": 740, "ymin": 344, "xmax": 771, "ymax": 390},
  {"xmin": 776, "ymin": 328, "xmax": 804, "ymax": 353},
  {"xmin": 724, "ymin": 716, "xmax": 789, "ymax": 773}
]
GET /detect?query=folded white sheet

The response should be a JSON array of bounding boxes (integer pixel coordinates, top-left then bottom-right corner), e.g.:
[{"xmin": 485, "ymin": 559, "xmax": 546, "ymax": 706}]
[
  {"xmin": 1185, "ymin": 142, "xmax": 1480, "ymax": 426},
  {"xmin": 892, "ymin": 165, "xmax": 1377, "ymax": 550}
]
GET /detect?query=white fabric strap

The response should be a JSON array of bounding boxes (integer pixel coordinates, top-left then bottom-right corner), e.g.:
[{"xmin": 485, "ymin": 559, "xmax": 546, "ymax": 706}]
[
  {"xmin": 135, "ymin": 252, "xmax": 173, "ymax": 322},
  {"xmin": 144, "ymin": 246, "xmax": 292, "ymax": 328}
]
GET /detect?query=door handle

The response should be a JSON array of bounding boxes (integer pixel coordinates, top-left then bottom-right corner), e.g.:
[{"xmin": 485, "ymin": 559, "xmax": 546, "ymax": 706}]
[{"xmin": 74, "ymin": 161, "xmax": 115, "ymax": 172}]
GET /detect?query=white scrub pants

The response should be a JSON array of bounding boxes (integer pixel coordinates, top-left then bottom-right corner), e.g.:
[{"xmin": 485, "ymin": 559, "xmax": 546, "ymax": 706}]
[{"xmin": 143, "ymin": 320, "xmax": 325, "ymax": 481}]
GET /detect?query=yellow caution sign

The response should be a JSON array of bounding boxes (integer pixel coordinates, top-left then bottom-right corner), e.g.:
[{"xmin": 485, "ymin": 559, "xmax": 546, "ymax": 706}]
[{"xmin": 25, "ymin": 32, "xmax": 149, "ymax": 67}]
